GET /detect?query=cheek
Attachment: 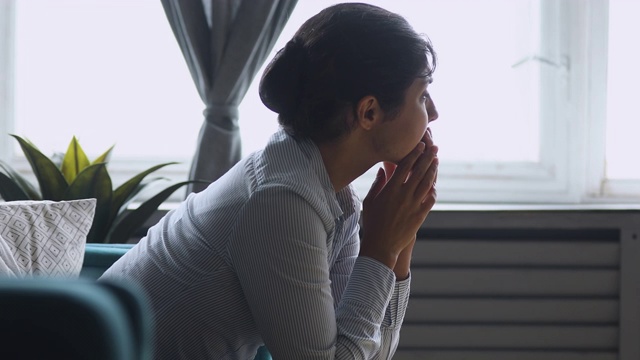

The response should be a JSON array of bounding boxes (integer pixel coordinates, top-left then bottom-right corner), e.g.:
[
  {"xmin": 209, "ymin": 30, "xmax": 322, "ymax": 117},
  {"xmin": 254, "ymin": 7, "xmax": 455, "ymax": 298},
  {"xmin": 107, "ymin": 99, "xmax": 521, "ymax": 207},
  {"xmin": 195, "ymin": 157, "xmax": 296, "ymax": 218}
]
[{"xmin": 413, "ymin": 107, "xmax": 429, "ymax": 135}]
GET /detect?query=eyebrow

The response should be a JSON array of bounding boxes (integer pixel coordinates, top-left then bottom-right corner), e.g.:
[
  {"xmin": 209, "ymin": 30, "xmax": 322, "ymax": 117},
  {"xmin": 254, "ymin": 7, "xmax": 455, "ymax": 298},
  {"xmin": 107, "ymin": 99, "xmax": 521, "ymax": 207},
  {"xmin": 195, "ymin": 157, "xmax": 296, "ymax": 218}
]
[{"xmin": 418, "ymin": 76, "xmax": 433, "ymax": 85}]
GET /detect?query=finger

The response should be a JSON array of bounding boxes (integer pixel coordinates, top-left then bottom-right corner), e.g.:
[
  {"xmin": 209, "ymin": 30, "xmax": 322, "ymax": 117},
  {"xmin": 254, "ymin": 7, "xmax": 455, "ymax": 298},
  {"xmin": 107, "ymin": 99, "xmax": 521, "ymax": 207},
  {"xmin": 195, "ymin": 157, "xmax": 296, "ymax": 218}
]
[
  {"xmin": 423, "ymin": 128, "xmax": 434, "ymax": 148},
  {"xmin": 415, "ymin": 156, "xmax": 439, "ymax": 199},
  {"xmin": 390, "ymin": 142, "xmax": 425, "ymax": 186},
  {"xmin": 421, "ymin": 182, "xmax": 438, "ymax": 211},
  {"xmin": 406, "ymin": 145, "xmax": 438, "ymax": 188},
  {"xmin": 364, "ymin": 167, "xmax": 387, "ymax": 204}
]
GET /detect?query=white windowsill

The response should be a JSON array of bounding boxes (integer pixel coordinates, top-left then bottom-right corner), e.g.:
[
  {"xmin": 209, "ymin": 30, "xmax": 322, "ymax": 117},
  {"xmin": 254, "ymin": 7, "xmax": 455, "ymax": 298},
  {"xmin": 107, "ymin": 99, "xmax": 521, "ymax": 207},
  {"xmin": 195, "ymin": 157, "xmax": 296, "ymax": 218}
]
[{"xmin": 151, "ymin": 200, "xmax": 640, "ymax": 213}]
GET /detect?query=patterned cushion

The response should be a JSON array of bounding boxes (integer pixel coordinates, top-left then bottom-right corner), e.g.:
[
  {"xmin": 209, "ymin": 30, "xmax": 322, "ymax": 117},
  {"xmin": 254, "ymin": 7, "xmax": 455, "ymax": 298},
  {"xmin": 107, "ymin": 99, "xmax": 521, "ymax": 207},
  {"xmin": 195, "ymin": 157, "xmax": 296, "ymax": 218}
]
[
  {"xmin": 0, "ymin": 234, "xmax": 23, "ymax": 276},
  {"xmin": 0, "ymin": 199, "xmax": 96, "ymax": 278}
]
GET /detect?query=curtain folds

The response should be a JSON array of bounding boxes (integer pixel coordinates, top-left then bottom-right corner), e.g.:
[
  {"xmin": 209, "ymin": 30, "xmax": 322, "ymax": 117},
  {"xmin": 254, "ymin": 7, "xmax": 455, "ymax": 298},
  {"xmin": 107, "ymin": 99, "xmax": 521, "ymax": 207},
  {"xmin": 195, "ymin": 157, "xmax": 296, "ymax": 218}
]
[{"xmin": 161, "ymin": 0, "xmax": 298, "ymax": 194}]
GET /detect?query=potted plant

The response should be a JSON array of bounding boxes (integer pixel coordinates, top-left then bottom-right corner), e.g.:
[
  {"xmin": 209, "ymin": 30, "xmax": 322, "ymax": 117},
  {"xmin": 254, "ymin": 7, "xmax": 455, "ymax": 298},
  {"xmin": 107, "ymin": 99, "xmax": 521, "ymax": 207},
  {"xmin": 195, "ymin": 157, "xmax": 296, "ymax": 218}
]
[{"xmin": 0, "ymin": 135, "xmax": 202, "ymax": 243}]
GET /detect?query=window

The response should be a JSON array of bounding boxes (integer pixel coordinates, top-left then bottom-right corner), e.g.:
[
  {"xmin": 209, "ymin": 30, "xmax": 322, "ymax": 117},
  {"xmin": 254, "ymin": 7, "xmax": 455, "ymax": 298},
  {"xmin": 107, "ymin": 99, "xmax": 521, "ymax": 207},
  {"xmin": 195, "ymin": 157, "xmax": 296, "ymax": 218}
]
[
  {"xmin": 11, "ymin": 0, "xmax": 199, "ymax": 189},
  {"xmin": 1, "ymin": 0, "xmax": 637, "ymax": 205},
  {"xmin": 602, "ymin": 0, "xmax": 640, "ymax": 198}
]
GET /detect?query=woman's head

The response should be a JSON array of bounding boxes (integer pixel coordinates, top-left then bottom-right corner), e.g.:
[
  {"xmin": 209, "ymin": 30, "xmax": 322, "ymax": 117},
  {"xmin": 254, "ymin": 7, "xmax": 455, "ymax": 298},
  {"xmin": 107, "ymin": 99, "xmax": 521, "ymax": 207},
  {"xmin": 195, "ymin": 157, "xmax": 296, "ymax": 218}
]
[{"xmin": 259, "ymin": 2, "xmax": 437, "ymax": 143}]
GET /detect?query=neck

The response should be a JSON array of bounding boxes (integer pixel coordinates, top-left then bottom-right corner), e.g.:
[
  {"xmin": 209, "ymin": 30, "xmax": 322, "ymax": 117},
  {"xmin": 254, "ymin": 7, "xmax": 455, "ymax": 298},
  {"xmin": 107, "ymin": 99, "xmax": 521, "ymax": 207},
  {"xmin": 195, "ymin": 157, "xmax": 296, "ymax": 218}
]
[{"xmin": 316, "ymin": 135, "xmax": 377, "ymax": 193}]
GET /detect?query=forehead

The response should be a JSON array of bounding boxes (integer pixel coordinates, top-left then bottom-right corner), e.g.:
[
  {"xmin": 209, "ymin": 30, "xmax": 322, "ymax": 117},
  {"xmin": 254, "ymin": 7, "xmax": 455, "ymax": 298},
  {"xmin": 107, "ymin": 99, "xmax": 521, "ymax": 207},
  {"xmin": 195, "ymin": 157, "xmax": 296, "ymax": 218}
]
[
  {"xmin": 401, "ymin": 77, "xmax": 431, "ymax": 102},
  {"xmin": 411, "ymin": 76, "xmax": 432, "ymax": 90}
]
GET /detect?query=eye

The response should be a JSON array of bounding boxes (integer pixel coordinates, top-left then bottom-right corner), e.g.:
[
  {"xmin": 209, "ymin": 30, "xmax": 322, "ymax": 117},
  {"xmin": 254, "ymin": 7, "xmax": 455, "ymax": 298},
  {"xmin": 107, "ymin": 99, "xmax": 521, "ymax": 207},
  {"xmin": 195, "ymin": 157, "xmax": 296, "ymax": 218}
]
[{"xmin": 420, "ymin": 91, "xmax": 430, "ymax": 102}]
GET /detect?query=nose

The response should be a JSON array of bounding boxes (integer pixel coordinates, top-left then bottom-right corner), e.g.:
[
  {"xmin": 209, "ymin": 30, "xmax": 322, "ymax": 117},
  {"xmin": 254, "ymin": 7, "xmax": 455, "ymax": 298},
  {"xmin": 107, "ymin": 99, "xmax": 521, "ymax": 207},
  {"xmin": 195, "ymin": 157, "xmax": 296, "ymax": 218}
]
[{"xmin": 427, "ymin": 97, "xmax": 438, "ymax": 122}]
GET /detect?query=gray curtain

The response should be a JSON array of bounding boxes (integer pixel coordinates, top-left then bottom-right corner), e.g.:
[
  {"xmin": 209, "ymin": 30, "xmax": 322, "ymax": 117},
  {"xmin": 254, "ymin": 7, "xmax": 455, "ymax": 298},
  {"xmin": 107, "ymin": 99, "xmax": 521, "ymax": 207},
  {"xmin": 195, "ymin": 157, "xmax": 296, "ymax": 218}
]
[{"xmin": 161, "ymin": 0, "xmax": 298, "ymax": 194}]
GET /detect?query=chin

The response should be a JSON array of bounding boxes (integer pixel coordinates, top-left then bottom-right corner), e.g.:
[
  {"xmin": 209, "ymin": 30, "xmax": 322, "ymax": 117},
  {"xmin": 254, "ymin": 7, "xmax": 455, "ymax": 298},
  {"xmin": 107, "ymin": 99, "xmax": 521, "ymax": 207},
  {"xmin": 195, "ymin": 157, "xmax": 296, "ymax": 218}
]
[{"xmin": 393, "ymin": 150, "xmax": 413, "ymax": 164}]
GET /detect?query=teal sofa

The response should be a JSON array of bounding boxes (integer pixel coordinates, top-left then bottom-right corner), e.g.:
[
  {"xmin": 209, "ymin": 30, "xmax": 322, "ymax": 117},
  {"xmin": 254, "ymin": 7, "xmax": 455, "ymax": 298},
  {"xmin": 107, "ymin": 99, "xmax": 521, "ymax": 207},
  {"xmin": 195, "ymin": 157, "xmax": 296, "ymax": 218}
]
[
  {"xmin": 81, "ymin": 244, "xmax": 272, "ymax": 360},
  {"xmin": 1, "ymin": 245, "xmax": 152, "ymax": 360},
  {"xmin": 81, "ymin": 244, "xmax": 133, "ymax": 280}
]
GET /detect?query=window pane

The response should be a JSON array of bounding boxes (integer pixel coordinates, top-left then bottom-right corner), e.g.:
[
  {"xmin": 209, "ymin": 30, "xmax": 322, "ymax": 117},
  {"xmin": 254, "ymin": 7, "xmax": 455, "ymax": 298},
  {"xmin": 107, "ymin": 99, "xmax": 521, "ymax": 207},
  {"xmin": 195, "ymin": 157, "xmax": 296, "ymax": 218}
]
[
  {"xmin": 605, "ymin": 0, "xmax": 640, "ymax": 179},
  {"xmin": 14, "ymin": 0, "xmax": 201, "ymax": 161}
]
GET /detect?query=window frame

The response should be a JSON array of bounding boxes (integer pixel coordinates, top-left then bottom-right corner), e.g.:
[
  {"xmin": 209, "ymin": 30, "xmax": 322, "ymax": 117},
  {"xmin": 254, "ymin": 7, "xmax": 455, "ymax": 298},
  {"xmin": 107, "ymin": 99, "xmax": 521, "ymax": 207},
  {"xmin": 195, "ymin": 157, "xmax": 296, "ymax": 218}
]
[{"xmin": 0, "ymin": 0, "xmax": 15, "ymax": 161}]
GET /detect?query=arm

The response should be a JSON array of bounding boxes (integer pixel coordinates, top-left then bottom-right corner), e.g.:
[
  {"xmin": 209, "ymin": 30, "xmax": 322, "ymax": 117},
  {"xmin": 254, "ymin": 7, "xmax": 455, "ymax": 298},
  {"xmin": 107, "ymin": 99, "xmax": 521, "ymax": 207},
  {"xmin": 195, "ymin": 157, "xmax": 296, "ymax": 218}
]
[
  {"xmin": 229, "ymin": 187, "xmax": 396, "ymax": 359},
  {"xmin": 331, "ymin": 220, "xmax": 412, "ymax": 360},
  {"xmin": 359, "ymin": 136, "xmax": 439, "ymax": 357},
  {"xmin": 393, "ymin": 235, "xmax": 415, "ymax": 280},
  {"xmin": 375, "ymin": 236, "xmax": 413, "ymax": 359}
]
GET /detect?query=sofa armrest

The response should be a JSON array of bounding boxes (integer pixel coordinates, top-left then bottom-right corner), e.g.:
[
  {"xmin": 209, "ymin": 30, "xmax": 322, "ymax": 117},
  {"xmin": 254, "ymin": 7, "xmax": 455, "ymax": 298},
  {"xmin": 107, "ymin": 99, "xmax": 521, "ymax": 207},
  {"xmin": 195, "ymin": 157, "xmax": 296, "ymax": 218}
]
[{"xmin": 81, "ymin": 243, "xmax": 134, "ymax": 280}]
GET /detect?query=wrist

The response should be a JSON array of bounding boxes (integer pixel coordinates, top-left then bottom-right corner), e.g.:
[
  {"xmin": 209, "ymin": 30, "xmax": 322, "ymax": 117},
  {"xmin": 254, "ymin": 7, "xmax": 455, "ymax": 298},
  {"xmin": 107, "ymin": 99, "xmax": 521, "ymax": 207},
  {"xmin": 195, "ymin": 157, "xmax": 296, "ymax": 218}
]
[{"xmin": 393, "ymin": 237, "xmax": 416, "ymax": 280}]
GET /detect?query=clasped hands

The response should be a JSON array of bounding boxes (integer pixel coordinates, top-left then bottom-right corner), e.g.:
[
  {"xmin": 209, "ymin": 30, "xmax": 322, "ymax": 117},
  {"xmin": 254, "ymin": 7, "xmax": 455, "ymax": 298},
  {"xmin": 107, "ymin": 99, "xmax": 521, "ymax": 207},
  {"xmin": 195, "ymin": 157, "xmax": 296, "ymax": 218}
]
[{"xmin": 360, "ymin": 130, "xmax": 439, "ymax": 270}]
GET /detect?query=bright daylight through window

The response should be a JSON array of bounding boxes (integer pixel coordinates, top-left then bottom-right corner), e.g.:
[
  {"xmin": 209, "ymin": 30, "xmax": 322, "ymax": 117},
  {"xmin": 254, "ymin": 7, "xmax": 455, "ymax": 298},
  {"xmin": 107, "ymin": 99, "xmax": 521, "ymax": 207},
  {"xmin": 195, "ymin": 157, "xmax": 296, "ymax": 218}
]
[
  {"xmin": 2, "ymin": 0, "xmax": 639, "ymax": 205},
  {"xmin": 603, "ymin": 0, "xmax": 640, "ymax": 196}
]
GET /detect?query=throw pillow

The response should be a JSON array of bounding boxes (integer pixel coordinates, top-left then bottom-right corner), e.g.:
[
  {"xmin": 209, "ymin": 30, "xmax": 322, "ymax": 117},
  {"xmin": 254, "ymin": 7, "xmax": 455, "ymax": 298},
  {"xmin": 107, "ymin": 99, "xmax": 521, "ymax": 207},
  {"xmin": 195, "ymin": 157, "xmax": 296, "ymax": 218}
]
[
  {"xmin": 0, "ymin": 198, "xmax": 96, "ymax": 278},
  {"xmin": 0, "ymin": 233, "xmax": 24, "ymax": 277}
]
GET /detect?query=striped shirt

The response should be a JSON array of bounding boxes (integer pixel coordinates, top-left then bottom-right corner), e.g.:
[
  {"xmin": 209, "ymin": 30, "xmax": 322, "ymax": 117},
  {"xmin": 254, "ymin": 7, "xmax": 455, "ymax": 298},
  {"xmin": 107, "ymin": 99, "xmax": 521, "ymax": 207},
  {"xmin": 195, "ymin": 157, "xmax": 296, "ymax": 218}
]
[{"xmin": 99, "ymin": 129, "xmax": 411, "ymax": 359}]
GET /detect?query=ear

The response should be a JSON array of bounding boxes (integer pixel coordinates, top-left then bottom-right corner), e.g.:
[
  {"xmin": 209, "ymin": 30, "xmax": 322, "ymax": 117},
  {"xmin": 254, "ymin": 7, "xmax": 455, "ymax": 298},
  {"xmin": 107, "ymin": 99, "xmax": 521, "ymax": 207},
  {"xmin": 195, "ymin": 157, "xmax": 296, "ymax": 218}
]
[{"xmin": 355, "ymin": 95, "xmax": 383, "ymax": 131}]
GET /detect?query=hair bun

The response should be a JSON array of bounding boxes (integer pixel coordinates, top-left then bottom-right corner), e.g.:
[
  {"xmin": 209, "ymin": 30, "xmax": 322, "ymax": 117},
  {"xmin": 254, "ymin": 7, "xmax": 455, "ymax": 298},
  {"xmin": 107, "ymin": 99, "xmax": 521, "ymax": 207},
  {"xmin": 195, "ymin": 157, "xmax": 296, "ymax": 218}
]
[{"xmin": 259, "ymin": 39, "xmax": 308, "ymax": 115}]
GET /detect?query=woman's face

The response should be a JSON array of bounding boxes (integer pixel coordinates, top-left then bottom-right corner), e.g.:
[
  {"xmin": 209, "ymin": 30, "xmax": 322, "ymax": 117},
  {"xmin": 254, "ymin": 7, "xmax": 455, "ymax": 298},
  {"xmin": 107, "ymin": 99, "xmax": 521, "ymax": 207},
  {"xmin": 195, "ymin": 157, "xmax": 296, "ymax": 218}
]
[{"xmin": 372, "ymin": 77, "xmax": 439, "ymax": 163}]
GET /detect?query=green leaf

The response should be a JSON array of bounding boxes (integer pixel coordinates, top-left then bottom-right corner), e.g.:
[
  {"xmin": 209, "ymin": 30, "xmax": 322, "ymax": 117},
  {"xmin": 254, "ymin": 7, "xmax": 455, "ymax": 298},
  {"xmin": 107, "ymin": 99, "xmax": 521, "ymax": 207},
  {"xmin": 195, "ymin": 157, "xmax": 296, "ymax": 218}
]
[
  {"xmin": 106, "ymin": 180, "xmax": 195, "ymax": 243},
  {"xmin": 110, "ymin": 162, "xmax": 178, "ymax": 222},
  {"xmin": 0, "ymin": 172, "xmax": 30, "ymax": 201},
  {"xmin": 91, "ymin": 144, "xmax": 115, "ymax": 165},
  {"xmin": 111, "ymin": 176, "xmax": 167, "ymax": 218},
  {"xmin": 61, "ymin": 136, "xmax": 91, "ymax": 184},
  {"xmin": 22, "ymin": 137, "xmax": 38, "ymax": 150},
  {"xmin": 10, "ymin": 134, "xmax": 68, "ymax": 200},
  {"xmin": 64, "ymin": 163, "xmax": 113, "ymax": 243},
  {"xmin": 0, "ymin": 160, "xmax": 41, "ymax": 200}
]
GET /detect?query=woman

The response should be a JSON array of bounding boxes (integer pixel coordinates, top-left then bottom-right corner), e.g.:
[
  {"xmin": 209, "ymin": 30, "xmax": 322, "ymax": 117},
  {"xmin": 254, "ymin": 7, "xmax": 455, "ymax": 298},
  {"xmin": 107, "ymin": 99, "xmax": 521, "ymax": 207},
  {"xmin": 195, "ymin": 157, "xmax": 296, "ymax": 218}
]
[{"xmin": 100, "ymin": 3, "xmax": 439, "ymax": 359}]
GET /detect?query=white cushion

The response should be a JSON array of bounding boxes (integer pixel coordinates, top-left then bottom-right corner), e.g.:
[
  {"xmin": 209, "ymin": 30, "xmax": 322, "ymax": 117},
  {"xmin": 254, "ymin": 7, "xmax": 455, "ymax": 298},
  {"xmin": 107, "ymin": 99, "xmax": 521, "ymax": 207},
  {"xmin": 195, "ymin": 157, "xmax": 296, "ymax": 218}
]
[
  {"xmin": 0, "ymin": 234, "xmax": 24, "ymax": 277},
  {"xmin": 0, "ymin": 199, "xmax": 96, "ymax": 278}
]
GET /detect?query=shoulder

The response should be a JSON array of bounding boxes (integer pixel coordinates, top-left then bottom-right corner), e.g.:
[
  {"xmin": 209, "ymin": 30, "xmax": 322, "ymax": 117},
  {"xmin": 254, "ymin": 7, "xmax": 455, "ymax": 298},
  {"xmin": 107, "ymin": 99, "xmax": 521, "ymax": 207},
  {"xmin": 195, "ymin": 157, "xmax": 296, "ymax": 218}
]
[
  {"xmin": 251, "ymin": 132, "xmax": 335, "ymax": 225},
  {"xmin": 239, "ymin": 185, "xmax": 331, "ymax": 231},
  {"xmin": 254, "ymin": 131, "xmax": 317, "ymax": 187}
]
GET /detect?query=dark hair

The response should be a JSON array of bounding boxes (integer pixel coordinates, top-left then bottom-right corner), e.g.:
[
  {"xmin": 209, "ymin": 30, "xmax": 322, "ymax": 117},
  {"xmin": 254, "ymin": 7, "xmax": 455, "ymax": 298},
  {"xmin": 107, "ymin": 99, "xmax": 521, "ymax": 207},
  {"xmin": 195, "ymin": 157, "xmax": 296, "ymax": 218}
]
[{"xmin": 259, "ymin": 3, "xmax": 436, "ymax": 142}]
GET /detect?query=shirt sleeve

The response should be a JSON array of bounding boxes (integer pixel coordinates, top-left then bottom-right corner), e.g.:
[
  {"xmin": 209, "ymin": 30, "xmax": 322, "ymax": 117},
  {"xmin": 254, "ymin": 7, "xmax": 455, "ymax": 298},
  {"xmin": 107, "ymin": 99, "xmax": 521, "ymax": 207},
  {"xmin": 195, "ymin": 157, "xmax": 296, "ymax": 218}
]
[
  {"xmin": 329, "ymin": 218, "xmax": 412, "ymax": 360},
  {"xmin": 228, "ymin": 187, "xmax": 399, "ymax": 359},
  {"xmin": 375, "ymin": 276, "xmax": 411, "ymax": 359}
]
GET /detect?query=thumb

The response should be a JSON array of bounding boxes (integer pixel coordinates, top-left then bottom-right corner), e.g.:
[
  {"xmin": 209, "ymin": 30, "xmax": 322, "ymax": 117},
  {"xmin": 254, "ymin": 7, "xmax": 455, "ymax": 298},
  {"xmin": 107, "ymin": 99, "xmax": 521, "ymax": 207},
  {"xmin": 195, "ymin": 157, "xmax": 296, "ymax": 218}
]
[{"xmin": 364, "ymin": 167, "xmax": 386, "ymax": 203}]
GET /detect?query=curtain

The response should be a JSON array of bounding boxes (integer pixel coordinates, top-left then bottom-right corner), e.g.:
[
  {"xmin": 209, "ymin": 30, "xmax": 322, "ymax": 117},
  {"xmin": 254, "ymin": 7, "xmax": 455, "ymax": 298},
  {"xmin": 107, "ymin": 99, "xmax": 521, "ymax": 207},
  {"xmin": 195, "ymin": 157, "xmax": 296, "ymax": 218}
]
[{"xmin": 161, "ymin": 0, "xmax": 298, "ymax": 194}]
